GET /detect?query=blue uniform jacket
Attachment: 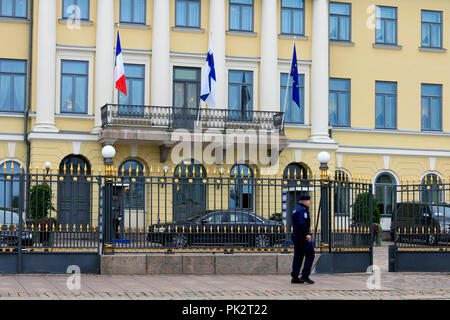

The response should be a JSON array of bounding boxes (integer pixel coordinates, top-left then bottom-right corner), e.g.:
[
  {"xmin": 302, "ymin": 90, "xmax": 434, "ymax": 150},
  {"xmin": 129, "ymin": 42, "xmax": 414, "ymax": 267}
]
[{"xmin": 291, "ymin": 203, "xmax": 311, "ymax": 242}]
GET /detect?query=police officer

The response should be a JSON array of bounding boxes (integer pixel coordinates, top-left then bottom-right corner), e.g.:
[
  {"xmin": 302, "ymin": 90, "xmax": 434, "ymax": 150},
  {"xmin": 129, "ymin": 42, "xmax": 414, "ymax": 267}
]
[{"xmin": 291, "ymin": 194, "xmax": 315, "ymax": 284}]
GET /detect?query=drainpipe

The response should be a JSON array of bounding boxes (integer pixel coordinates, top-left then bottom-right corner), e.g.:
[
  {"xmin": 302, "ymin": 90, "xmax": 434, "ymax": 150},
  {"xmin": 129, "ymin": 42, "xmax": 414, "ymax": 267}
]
[
  {"xmin": 24, "ymin": 0, "xmax": 33, "ymax": 171},
  {"xmin": 24, "ymin": 0, "xmax": 33, "ymax": 219}
]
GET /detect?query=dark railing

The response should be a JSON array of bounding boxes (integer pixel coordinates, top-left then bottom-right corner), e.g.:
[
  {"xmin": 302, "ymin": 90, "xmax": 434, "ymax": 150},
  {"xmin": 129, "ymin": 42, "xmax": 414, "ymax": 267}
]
[
  {"xmin": 101, "ymin": 104, "xmax": 284, "ymax": 132},
  {"xmin": 392, "ymin": 180, "xmax": 450, "ymax": 251},
  {"xmin": 0, "ymin": 167, "xmax": 378, "ymax": 254}
]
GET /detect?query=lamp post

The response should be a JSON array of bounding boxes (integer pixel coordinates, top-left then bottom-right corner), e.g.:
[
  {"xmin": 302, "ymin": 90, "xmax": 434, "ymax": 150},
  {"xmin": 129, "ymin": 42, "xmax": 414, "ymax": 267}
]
[
  {"xmin": 44, "ymin": 161, "xmax": 51, "ymax": 175},
  {"xmin": 102, "ymin": 145, "xmax": 116, "ymax": 254},
  {"xmin": 318, "ymin": 151, "xmax": 331, "ymax": 251}
]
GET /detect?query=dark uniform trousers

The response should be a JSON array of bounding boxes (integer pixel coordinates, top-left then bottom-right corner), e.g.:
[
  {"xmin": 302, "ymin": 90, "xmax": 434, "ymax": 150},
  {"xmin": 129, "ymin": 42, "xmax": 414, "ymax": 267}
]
[
  {"xmin": 290, "ymin": 202, "xmax": 315, "ymax": 279},
  {"xmin": 291, "ymin": 237, "xmax": 315, "ymax": 279}
]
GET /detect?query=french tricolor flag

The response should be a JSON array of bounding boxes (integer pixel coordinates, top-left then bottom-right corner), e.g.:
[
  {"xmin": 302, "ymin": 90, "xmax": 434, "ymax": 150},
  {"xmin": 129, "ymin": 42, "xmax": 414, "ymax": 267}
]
[{"xmin": 115, "ymin": 31, "xmax": 127, "ymax": 96}]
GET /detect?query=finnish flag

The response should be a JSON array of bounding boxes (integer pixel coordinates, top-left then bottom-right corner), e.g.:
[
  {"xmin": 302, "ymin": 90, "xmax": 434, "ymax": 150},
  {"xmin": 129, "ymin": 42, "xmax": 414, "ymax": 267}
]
[{"xmin": 200, "ymin": 38, "xmax": 216, "ymax": 108}]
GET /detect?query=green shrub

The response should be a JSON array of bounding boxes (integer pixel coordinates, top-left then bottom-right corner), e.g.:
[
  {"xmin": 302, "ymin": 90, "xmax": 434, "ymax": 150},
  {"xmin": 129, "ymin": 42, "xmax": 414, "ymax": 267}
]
[
  {"xmin": 352, "ymin": 192, "xmax": 381, "ymax": 231},
  {"xmin": 29, "ymin": 184, "xmax": 55, "ymax": 220}
]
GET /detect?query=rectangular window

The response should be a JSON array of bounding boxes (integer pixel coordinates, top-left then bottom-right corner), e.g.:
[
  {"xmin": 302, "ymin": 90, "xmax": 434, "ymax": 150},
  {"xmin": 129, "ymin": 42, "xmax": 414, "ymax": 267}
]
[
  {"xmin": 228, "ymin": 70, "xmax": 253, "ymax": 120},
  {"xmin": 0, "ymin": 0, "xmax": 27, "ymax": 18},
  {"xmin": 280, "ymin": 73, "xmax": 304, "ymax": 124},
  {"xmin": 229, "ymin": 0, "xmax": 253, "ymax": 32},
  {"xmin": 329, "ymin": 78, "xmax": 350, "ymax": 127},
  {"xmin": 0, "ymin": 59, "xmax": 26, "ymax": 112},
  {"xmin": 62, "ymin": 0, "xmax": 89, "ymax": 20},
  {"xmin": 375, "ymin": 6, "xmax": 397, "ymax": 45},
  {"xmin": 281, "ymin": 0, "xmax": 304, "ymax": 36},
  {"xmin": 118, "ymin": 64, "xmax": 145, "ymax": 107},
  {"xmin": 375, "ymin": 81, "xmax": 397, "ymax": 129},
  {"xmin": 422, "ymin": 10, "xmax": 442, "ymax": 48},
  {"xmin": 60, "ymin": 60, "xmax": 88, "ymax": 114},
  {"xmin": 120, "ymin": 0, "xmax": 146, "ymax": 24},
  {"xmin": 175, "ymin": 0, "xmax": 200, "ymax": 28},
  {"xmin": 173, "ymin": 67, "xmax": 201, "ymax": 108},
  {"xmin": 330, "ymin": 2, "xmax": 351, "ymax": 41},
  {"xmin": 421, "ymin": 84, "xmax": 442, "ymax": 131}
]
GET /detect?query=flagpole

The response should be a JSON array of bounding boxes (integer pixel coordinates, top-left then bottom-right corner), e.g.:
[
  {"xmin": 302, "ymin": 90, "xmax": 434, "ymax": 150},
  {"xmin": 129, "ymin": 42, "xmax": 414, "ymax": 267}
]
[
  {"xmin": 281, "ymin": 36, "xmax": 296, "ymax": 129},
  {"xmin": 112, "ymin": 23, "xmax": 120, "ymax": 105},
  {"xmin": 197, "ymin": 32, "xmax": 213, "ymax": 127}
]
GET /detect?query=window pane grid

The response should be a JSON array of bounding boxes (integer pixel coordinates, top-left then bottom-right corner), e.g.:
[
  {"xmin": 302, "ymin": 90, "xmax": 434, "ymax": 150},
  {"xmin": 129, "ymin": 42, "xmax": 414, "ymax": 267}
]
[
  {"xmin": 421, "ymin": 84, "xmax": 442, "ymax": 131},
  {"xmin": 421, "ymin": 11, "xmax": 442, "ymax": 48},
  {"xmin": 0, "ymin": 0, "xmax": 27, "ymax": 18},
  {"xmin": 375, "ymin": 6, "xmax": 397, "ymax": 44},
  {"xmin": 329, "ymin": 78, "xmax": 350, "ymax": 127},
  {"xmin": 0, "ymin": 59, "xmax": 26, "ymax": 112},
  {"xmin": 229, "ymin": 0, "xmax": 253, "ymax": 31},
  {"xmin": 120, "ymin": 0, "xmax": 146, "ymax": 24},
  {"xmin": 330, "ymin": 2, "xmax": 351, "ymax": 41},
  {"xmin": 280, "ymin": 73, "xmax": 304, "ymax": 124},
  {"xmin": 62, "ymin": 0, "xmax": 89, "ymax": 20},
  {"xmin": 281, "ymin": 2, "xmax": 304, "ymax": 35},
  {"xmin": 375, "ymin": 82, "xmax": 397, "ymax": 129},
  {"xmin": 228, "ymin": 70, "xmax": 253, "ymax": 118},
  {"xmin": 175, "ymin": 0, "xmax": 200, "ymax": 28},
  {"xmin": 61, "ymin": 60, "xmax": 88, "ymax": 114}
]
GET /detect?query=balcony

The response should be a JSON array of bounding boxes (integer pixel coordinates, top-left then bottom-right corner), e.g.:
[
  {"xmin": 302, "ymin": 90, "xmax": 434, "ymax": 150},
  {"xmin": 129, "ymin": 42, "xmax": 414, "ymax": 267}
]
[
  {"xmin": 98, "ymin": 104, "xmax": 288, "ymax": 161},
  {"xmin": 100, "ymin": 104, "xmax": 284, "ymax": 132}
]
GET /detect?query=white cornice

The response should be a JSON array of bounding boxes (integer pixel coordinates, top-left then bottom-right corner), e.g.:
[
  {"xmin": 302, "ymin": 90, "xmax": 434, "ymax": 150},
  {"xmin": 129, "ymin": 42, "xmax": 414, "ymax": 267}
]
[{"xmin": 28, "ymin": 132, "xmax": 98, "ymax": 142}]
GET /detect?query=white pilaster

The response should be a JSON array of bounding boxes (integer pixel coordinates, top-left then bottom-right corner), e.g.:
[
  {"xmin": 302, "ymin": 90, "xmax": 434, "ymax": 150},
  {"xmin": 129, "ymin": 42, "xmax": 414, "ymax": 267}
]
[
  {"xmin": 33, "ymin": 0, "xmax": 58, "ymax": 132},
  {"xmin": 260, "ymin": 0, "xmax": 278, "ymax": 112},
  {"xmin": 309, "ymin": 0, "xmax": 333, "ymax": 143},
  {"xmin": 209, "ymin": 0, "xmax": 226, "ymax": 109},
  {"xmin": 151, "ymin": 0, "xmax": 171, "ymax": 106},
  {"xmin": 92, "ymin": 0, "xmax": 115, "ymax": 133}
]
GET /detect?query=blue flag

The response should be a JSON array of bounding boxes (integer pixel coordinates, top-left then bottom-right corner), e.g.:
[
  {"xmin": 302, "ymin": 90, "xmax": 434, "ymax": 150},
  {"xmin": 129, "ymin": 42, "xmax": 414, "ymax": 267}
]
[
  {"xmin": 290, "ymin": 44, "xmax": 300, "ymax": 108},
  {"xmin": 200, "ymin": 38, "xmax": 216, "ymax": 107}
]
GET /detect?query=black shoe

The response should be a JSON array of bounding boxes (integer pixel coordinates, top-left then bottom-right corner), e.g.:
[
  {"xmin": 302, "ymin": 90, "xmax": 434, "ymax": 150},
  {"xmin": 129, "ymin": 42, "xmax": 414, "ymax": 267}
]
[
  {"xmin": 300, "ymin": 277, "xmax": 314, "ymax": 284},
  {"xmin": 291, "ymin": 277, "xmax": 302, "ymax": 284}
]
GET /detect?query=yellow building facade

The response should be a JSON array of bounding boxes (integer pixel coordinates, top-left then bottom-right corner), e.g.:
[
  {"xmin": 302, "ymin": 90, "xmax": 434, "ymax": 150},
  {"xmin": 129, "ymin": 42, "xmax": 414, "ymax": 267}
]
[{"xmin": 1, "ymin": 0, "xmax": 450, "ymax": 233}]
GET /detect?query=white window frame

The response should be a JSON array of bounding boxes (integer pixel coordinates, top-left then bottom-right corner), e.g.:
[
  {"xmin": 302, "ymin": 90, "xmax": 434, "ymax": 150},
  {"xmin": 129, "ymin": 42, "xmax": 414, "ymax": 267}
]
[{"xmin": 56, "ymin": 47, "xmax": 94, "ymax": 116}]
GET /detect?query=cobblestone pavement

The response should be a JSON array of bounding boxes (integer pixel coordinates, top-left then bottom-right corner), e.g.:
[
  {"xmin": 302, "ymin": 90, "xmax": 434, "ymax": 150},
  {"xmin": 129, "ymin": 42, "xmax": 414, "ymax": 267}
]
[{"xmin": 0, "ymin": 242, "xmax": 449, "ymax": 300}]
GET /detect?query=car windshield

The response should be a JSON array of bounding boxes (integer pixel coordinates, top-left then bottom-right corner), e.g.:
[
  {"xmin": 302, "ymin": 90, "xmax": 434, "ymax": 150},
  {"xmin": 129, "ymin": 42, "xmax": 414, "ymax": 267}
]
[
  {"xmin": 431, "ymin": 206, "xmax": 450, "ymax": 218},
  {"xmin": 0, "ymin": 210, "xmax": 19, "ymax": 225},
  {"xmin": 184, "ymin": 215, "xmax": 201, "ymax": 223}
]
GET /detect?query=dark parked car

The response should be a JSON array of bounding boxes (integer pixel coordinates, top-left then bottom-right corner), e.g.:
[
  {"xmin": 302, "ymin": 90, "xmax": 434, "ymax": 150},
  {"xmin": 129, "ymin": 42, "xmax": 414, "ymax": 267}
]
[
  {"xmin": 0, "ymin": 209, "xmax": 33, "ymax": 248},
  {"xmin": 147, "ymin": 210, "xmax": 286, "ymax": 248},
  {"xmin": 391, "ymin": 202, "xmax": 450, "ymax": 245}
]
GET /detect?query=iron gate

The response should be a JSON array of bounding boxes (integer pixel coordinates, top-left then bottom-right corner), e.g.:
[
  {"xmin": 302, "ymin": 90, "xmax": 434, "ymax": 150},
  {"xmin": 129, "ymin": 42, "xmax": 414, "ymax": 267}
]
[
  {"xmin": 389, "ymin": 178, "xmax": 450, "ymax": 272},
  {"xmin": 0, "ymin": 164, "xmax": 376, "ymax": 274}
]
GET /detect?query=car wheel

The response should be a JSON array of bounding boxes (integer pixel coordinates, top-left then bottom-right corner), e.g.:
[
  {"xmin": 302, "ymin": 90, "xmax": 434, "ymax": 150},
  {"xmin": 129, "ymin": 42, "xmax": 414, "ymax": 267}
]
[
  {"xmin": 255, "ymin": 235, "xmax": 270, "ymax": 248},
  {"xmin": 172, "ymin": 233, "xmax": 188, "ymax": 248}
]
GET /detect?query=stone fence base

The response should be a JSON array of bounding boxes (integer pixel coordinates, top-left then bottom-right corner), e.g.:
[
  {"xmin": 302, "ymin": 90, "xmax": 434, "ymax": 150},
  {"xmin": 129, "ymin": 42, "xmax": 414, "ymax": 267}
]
[{"xmin": 101, "ymin": 253, "xmax": 321, "ymax": 275}]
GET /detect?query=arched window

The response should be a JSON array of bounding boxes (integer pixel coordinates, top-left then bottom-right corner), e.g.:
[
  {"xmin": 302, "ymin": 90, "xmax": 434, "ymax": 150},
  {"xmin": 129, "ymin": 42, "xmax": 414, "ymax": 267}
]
[
  {"xmin": 229, "ymin": 164, "xmax": 254, "ymax": 211},
  {"xmin": 375, "ymin": 172, "xmax": 397, "ymax": 215},
  {"xmin": 421, "ymin": 173, "xmax": 443, "ymax": 203},
  {"xmin": 118, "ymin": 160, "xmax": 145, "ymax": 210},
  {"xmin": 283, "ymin": 163, "xmax": 309, "ymax": 186},
  {"xmin": 334, "ymin": 170, "xmax": 350, "ymax": 215},
  {"xmin": 0, "ymin": 161, "xmax": 21, "ymax": 210},
  {"xmin": 174, "ymin": 159, "xmax": 206, "ymax": 178}
]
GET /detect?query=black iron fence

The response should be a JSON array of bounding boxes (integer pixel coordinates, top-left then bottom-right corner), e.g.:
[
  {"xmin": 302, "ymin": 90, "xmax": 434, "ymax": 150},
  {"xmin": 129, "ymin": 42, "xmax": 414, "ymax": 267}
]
[
  {"xmin": 392, "ymin": 179, "xmax": 450, "ymax": 251},
  {"xmin": 0, "ymin": 164, "xmax": 377, "ymax": 255},
  {"xmin": 101, "ymin": 104, "xmax": 284, "ymax": 132}
]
